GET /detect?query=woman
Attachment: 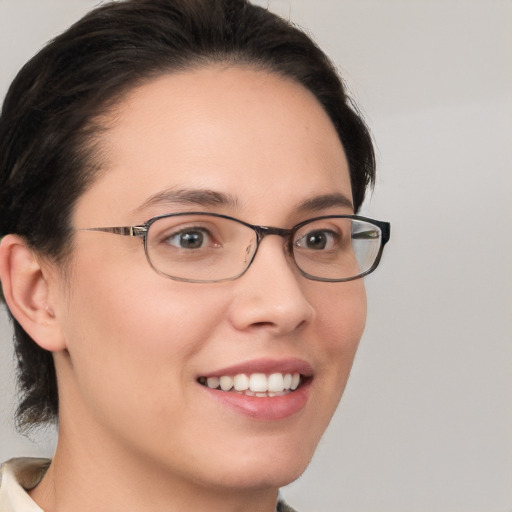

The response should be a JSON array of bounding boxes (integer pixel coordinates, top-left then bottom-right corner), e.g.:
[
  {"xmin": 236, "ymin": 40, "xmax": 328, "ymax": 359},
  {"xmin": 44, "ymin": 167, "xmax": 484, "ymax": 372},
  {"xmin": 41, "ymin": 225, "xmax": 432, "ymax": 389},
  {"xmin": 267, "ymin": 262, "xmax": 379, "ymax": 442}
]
[{"xmin": 0, "ymin": 0, "xmax": 389, "ymax": 511}]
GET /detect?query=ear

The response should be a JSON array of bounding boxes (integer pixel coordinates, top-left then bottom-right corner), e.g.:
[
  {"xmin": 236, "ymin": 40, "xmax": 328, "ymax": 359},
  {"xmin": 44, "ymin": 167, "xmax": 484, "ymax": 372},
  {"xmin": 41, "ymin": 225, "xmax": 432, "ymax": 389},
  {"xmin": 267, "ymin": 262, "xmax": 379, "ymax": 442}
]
[{"xmin": 0, "ymin": 234, "xmax": 67, "ymax": 352}]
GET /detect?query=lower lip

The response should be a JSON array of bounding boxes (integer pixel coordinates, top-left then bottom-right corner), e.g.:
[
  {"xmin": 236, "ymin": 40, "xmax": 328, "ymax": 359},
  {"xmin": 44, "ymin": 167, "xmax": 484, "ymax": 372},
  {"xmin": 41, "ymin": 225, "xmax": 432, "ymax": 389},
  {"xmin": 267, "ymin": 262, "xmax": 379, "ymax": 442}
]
[{"xmin": 200, "ymin": 380, "xmax": 311, "ymax": 421}]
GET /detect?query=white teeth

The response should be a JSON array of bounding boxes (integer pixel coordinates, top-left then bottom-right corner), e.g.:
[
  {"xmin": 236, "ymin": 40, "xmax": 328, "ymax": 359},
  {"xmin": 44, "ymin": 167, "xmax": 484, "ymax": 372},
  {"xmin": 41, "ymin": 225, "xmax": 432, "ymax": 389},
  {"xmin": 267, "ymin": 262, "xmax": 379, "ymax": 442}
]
[
  {"xmin": 267, "ymin": 373, "xmax": 285, "ymax": 393},
  {"xmin": 206, "ymin": 376, "xmax": 220, "ymax": 389},
  {"xmin": 249, "ymin": 373, "xmax": 267, "ymax": 392},
  {"xmin": 219, "ymin": 375, "xmax": 234, "ymax": 391},
  {"xmin": 202, "ymin": 372, "xmax": 303, "ymax": 394},
  {"xmin": 233, "ymin": 374, "xmax": 249, "ymax": 391}
]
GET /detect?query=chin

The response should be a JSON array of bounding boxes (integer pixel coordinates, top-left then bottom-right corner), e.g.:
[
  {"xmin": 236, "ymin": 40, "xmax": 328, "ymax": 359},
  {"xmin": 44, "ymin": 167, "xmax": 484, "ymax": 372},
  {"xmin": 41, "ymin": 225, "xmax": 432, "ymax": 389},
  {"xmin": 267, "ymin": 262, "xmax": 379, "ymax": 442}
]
[
  {"xmin": 211, "ymin": 463, "xmax": 309, "ymax": 492},
  {"xmin": 206, "ymin": 437, "xmax": 318, "ymax": 491}
]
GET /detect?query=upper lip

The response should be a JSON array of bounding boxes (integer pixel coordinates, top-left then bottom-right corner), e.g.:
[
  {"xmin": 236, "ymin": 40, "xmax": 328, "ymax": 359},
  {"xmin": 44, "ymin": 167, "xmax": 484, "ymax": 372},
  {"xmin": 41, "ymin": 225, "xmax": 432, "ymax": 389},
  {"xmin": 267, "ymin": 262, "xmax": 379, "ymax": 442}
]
[{"xmin": 199, "ymin": 357, "xmax": 314, "ymax": 378}]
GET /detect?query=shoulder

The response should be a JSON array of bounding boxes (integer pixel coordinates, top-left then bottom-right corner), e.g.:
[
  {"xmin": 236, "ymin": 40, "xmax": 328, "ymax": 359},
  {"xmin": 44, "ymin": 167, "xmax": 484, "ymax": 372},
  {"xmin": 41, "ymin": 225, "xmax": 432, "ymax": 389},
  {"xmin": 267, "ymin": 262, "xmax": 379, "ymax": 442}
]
[{"xmin": 0, "ymin": 458, "xmax": 49, "ymax": 512}]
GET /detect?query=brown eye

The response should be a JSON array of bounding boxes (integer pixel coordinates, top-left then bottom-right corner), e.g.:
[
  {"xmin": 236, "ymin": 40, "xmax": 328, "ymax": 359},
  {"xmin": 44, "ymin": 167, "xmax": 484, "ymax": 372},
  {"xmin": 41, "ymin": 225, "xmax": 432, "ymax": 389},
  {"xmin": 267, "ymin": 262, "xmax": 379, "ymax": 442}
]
[
  {"xmin": 305, "ymin": 231, "xmax": 327, "ymax": 250},
  {"xmin": 295, "ymin": 229, "xmax": 339, "ymax": 251}
]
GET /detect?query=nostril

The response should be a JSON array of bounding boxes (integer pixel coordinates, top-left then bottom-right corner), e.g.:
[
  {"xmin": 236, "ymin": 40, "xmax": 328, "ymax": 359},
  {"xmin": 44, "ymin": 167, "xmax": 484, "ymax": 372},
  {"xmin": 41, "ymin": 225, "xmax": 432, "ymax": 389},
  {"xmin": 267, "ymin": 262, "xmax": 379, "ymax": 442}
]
[{"xmin": 250, "ymin": 321, "xmax": 275, "ymax": 329}]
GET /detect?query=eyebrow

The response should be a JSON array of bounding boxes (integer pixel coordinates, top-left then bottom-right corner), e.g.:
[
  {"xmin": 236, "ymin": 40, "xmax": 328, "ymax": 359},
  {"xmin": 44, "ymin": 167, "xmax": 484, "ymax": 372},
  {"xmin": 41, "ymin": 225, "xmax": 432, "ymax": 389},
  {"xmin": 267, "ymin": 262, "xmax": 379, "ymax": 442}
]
[
  {"xmin": 295, "ymin": 193, "xmax": 354, "ymax": 214},
  {"xmin": 134, "ymin": 188, "xmax": 353, "ymax": 217},
  {"xmin": 133, "ymin": 187, "xmax": 240, "ymax": 214}
]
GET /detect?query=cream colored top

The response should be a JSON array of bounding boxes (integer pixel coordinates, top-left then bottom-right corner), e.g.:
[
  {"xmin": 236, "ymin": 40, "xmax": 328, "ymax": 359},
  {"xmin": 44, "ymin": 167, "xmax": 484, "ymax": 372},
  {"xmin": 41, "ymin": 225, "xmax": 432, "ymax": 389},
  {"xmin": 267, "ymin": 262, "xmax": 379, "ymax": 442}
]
[
  {"xmin": 0, "ymin": 458, "xmax": 48, "ymax": 512},
  {"xmin": 0, "ymin": 458, "xmax": 296, "ymax": 512}
]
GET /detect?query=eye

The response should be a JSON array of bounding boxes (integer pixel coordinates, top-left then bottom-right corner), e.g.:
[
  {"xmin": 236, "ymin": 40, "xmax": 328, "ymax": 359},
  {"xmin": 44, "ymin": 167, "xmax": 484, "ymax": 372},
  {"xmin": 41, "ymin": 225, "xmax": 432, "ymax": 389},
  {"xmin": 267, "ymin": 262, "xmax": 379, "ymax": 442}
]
[
  {"xmin": 295, "ymin": 229, "xmax": 339, "ymax": 251},
  {"xmin": 166, "ymin": 228, "xmax": 214, "ymax": 249}
]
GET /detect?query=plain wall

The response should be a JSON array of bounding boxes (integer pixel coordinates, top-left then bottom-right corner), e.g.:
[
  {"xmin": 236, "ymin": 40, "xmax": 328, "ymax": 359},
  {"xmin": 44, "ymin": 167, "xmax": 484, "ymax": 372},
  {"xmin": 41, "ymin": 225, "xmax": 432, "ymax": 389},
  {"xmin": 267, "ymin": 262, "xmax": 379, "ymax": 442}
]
[{"xmin": 1, "ymin": 1, "xmax": 511, "ymax": 511}]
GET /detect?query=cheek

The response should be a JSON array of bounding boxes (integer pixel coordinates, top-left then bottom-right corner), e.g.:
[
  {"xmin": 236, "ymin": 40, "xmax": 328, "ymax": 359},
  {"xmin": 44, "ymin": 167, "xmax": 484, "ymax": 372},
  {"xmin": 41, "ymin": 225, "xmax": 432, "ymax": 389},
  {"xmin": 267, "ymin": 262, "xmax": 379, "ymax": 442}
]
[
  {"xmin": 59, "ymin": 248, "xmax": 231, "ymax": 413},
  {"xmin": 314, "ymin": 279, "xmax": 367, "ymax": 350},
  {"xmin": 309, "ymin": 279, "xmax": 367, "ymax": 392},
  {"xmin": 66, "ymin": 277, "xmax": 227, "ymax": 360}
]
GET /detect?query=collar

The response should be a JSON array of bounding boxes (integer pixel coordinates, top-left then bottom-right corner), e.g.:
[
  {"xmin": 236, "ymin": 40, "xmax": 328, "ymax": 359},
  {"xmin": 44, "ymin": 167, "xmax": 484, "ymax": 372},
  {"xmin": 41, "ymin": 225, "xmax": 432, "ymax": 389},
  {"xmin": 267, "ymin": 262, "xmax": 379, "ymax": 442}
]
[{"xmin": 0, "ymin": 458, "xmax": 49, "ymax": 512}]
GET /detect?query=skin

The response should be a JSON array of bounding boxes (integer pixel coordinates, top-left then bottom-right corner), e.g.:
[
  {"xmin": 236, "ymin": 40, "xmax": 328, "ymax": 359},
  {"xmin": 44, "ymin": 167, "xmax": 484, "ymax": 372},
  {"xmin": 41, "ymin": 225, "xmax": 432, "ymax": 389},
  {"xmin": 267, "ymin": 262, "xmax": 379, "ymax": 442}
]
[{"xmin": 1, "ymin": 66, "xmax": 366, "ymax": 512}]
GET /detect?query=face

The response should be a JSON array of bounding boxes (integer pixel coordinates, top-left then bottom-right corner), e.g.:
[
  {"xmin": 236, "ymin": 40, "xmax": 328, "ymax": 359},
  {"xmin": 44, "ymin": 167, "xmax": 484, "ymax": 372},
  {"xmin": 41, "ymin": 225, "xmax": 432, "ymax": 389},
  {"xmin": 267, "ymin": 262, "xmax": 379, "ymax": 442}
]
[{"xmin": 50, "ymin": 66, "xmax": 366, "ymax": 492}]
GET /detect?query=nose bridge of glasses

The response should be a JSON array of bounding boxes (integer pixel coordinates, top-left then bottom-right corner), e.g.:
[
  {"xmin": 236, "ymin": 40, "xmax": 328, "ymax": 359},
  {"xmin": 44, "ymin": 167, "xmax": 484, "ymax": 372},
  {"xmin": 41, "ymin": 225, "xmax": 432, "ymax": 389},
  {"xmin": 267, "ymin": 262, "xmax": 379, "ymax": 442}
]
[
  {"xmin": 243, "ymin": 225, "xmax": 298, "ymax": 281},
  {"xmin": 245, "ymin": 228, "xmax": 298, "ymax": 279},
  {"xmin": 253, "ymin": 225, "xmax": 293, "ymax": 241}
]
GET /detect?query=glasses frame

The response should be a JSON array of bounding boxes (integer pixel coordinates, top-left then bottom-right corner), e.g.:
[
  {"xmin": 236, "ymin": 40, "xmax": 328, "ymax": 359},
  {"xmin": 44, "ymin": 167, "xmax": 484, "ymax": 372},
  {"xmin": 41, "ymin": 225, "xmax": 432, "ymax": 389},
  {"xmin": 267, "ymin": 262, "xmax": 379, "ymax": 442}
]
[{"xmin": 81, "ymin": 212, "xmax": 390, "ymax": 283}]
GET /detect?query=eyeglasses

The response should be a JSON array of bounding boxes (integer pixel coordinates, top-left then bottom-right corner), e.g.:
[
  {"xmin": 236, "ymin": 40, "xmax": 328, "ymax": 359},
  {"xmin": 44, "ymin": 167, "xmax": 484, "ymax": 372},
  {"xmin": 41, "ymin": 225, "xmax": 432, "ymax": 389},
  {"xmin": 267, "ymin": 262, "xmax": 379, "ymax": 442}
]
[{"xmin": 81, "ymin": 212, "xmax": 390, "ymax": 283}]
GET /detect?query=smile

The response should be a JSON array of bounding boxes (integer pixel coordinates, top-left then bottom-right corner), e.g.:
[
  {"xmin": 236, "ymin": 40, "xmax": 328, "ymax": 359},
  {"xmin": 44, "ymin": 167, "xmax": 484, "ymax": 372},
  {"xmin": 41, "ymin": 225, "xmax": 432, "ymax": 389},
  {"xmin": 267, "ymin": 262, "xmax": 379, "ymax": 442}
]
[{"xmin": 198, "ymin": 372, "xmax": 302, "ymax": 397}]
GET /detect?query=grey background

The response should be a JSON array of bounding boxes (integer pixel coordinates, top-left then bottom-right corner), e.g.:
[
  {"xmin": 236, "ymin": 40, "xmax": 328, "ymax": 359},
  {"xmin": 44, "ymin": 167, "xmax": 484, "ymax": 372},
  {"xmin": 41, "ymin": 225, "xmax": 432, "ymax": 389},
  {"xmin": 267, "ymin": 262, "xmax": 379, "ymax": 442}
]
[{"xmin": 1, "ymin": 1, "xmax": 511, "ymax": 511}]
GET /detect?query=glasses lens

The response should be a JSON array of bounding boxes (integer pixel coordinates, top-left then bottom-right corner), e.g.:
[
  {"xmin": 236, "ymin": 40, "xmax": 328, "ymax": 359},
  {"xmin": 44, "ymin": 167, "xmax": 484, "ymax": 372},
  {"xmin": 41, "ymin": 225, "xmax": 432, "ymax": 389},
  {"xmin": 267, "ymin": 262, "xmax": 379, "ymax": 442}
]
[
  {"xmin": 293, "ymin": 217, "xmax": 383, "ymax": 281},
  {"xmin": 145, "ymin": 214, "xmax": 384, "ymax": 283},
  {"xmin": 146, "ymin": 214, "xmax": 257, "ymax": 282}
]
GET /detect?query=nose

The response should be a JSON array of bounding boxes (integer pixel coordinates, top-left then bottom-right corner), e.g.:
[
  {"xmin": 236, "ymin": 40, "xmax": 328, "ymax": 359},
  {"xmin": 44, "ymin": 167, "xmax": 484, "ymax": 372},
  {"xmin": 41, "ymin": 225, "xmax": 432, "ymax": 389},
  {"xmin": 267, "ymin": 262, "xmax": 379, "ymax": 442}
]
[{"xmin": 228, "ymin": 236, "xmax": 316, "ymax": 335}]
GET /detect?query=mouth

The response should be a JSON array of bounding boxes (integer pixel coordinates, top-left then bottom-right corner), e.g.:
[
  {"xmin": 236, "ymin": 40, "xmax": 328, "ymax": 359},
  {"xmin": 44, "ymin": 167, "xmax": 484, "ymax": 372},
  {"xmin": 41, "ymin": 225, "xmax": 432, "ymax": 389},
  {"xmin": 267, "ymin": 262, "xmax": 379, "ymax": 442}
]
[
  {"xmin": 197, "ymin": 372, "xmax": 307, "ymax": 397},
  {"xmin": 196, "ymin": 359, "xmax": 313, "ymax": 420}
]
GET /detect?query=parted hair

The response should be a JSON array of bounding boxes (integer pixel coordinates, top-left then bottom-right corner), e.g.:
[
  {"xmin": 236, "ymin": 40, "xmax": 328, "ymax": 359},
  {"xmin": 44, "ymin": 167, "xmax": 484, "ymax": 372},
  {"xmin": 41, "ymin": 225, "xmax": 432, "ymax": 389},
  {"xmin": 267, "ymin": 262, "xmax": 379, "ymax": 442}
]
[{"xmin": 0, "ymin": 0, "xmax": 375, "ymax": 429}]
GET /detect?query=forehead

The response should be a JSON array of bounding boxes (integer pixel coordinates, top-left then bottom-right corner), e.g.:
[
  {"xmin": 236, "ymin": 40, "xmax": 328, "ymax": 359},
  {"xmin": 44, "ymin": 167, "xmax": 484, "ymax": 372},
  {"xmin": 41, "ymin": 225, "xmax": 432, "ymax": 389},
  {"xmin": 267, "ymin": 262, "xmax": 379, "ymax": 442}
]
[{"xmin": 74, "ymin": 66, "xmax": 352, "ymax": 226}]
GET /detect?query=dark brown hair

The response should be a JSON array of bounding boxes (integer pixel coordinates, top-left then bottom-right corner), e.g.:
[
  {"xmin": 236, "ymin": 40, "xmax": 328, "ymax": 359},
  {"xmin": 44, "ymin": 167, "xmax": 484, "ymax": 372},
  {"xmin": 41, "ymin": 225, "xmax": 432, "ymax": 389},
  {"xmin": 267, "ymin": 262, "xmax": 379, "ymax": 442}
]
[{"xmin": 0, "ymin": 0, "xmax": 375, "ymax": 429}]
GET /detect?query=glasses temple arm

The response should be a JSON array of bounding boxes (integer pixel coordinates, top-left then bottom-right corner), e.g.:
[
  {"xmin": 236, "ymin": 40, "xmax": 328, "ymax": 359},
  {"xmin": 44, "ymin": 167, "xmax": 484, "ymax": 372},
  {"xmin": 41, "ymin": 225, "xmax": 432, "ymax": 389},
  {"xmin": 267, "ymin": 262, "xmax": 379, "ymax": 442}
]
[{"xmin": 80, "ymin": 226, "xmax": 147, "ymax": 238}]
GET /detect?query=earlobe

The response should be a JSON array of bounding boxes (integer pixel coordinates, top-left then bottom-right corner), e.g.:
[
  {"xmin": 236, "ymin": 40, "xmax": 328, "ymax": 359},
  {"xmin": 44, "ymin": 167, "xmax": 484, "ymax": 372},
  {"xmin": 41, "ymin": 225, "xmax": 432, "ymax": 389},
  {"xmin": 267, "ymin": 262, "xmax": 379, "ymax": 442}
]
[{"xmin": 0, "ymin": 234, "xmax": 66, "ymax": 352}]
